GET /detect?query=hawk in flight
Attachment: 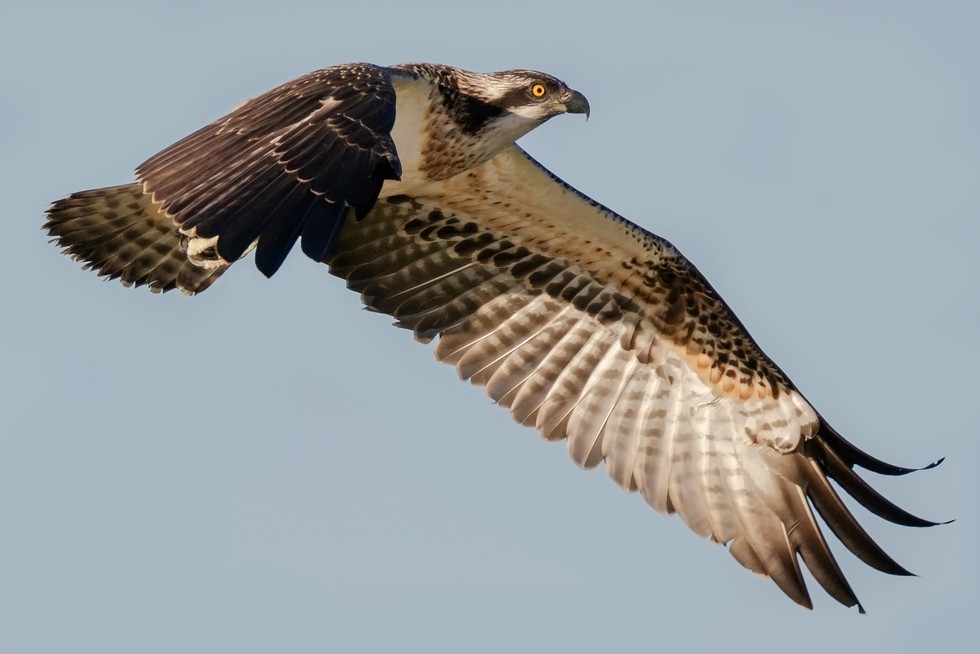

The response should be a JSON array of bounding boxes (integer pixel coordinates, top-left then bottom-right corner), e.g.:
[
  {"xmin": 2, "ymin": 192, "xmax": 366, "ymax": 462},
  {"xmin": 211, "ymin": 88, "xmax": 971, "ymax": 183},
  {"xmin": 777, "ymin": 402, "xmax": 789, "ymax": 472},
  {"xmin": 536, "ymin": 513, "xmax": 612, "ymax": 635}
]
[{"xmin": 44, "ymin": 62, "xmax": 941, "ymax": 611}]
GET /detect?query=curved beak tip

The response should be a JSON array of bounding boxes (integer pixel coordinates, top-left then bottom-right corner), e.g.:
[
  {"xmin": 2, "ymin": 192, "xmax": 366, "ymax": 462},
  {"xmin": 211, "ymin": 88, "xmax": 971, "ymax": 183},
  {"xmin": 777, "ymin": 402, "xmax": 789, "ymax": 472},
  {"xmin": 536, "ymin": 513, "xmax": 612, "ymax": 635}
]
[{"xmin": 564, "ymin": 89, "xmax": 591, "ymax": 120}]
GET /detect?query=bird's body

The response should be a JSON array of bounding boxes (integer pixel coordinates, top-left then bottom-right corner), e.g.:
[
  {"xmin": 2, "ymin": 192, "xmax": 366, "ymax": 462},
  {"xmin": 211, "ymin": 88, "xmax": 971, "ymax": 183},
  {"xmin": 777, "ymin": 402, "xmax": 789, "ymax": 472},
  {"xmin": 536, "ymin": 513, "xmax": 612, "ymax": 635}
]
[{"xmin": 44, "ymin": 61, "xmax": 940, "ymax": 612}]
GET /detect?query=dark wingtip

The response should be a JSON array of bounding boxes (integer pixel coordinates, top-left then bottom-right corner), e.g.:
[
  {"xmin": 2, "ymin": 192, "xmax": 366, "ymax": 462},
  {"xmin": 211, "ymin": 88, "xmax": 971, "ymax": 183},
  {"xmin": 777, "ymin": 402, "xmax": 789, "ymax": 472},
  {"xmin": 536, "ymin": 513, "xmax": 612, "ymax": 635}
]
[
  {"xmin": 814, "ymin": 438, "xmax": 945, "ymax": 528},
  {"xmin": 819, "ymin": 419, "xmax": 943, "ymax": 477},
  {"xmin": 352, "ymin": 157, "xmax": 401, "ymax": 221},
  {"xmin": 300, "ymin": 202, "xmax": 348, "ymax": 262},
  {"xmin": 884, "ymin": 455, "xmax": 945, "ymax": 476}
]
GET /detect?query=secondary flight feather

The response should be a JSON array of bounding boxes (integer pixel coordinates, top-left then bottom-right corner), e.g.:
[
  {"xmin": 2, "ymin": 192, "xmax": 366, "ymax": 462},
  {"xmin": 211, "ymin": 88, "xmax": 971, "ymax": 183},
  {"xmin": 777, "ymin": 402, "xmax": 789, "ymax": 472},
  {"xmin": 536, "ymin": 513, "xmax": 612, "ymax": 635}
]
[{"xmin": 44, "ymin": 61, "xmax": 942, "ymax": 612}]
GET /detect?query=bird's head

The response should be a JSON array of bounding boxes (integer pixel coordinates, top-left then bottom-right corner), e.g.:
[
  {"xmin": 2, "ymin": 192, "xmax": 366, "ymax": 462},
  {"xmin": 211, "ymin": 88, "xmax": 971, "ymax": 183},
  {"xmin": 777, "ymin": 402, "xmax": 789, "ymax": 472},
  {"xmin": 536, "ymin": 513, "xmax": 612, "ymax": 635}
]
[
  {"xmin": 398, "ymin": 63, "xmax": 591, "ymax": 179},
  {"xmin": 475, "ymin": 69, "xmax": 591, "ymax": 121},
  {"xmin": 450, "ymin": 68, "xmax": 590, "ymax": 141}
]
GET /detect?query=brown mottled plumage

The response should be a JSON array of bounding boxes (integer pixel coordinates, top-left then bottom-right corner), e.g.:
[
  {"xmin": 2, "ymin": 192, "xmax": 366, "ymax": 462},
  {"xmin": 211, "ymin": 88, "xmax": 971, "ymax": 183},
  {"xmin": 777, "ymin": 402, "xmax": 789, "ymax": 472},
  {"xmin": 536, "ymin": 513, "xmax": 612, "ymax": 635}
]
[
  {"xmin": 46, "ymin": 184, "xmax": 227, "ymax": 293},
  {"xmin": 44, "ymin": 62, "xmax": 942, "ymax": 612}
]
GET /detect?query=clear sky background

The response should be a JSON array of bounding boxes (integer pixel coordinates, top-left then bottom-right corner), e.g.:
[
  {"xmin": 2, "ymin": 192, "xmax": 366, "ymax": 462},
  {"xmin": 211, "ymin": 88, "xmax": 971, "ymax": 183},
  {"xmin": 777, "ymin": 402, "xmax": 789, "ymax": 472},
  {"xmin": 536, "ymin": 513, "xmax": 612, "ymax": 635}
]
[{"xmin": 2, "ymin": 1, "xmax": 977, "ymax": 652}]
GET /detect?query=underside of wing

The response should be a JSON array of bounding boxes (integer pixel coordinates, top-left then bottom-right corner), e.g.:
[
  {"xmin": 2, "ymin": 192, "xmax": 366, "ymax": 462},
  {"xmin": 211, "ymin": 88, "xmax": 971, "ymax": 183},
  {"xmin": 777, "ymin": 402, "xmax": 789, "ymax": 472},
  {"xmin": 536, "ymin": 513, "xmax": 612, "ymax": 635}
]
[
  {"xmin": 45, "ymin": 184, "xmax": 227, "ymax": 294},
  {"xmin": 324, "ymin": 145, "xmax": 939, "ymax": 611}
]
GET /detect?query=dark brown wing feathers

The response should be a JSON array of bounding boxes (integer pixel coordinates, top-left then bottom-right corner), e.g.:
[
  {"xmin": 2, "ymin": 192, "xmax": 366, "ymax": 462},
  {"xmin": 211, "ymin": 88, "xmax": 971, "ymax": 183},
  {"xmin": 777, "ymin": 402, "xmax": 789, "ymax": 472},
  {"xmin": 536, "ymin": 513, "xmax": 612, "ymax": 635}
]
[{"xmin": 136, "ymin": 63, "xmax": 401, "ymax": 275}]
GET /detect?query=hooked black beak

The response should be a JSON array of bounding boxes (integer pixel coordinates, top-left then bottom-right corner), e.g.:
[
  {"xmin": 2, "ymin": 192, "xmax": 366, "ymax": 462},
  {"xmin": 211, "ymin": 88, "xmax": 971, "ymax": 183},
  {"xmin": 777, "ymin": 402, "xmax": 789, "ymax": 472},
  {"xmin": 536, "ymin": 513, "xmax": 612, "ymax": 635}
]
[{"xmin": 562, "ymin": 89, "xmax": 591, "ymax": 119}]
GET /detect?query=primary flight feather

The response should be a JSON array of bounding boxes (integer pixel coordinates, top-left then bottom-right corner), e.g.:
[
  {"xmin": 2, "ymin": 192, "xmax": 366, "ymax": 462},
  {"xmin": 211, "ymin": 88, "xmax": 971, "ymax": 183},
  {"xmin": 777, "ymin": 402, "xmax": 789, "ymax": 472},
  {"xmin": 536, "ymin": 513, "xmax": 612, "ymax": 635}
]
[{"xmin": 44, "ymin": 61, "xmax": 941, "ymax": 612}]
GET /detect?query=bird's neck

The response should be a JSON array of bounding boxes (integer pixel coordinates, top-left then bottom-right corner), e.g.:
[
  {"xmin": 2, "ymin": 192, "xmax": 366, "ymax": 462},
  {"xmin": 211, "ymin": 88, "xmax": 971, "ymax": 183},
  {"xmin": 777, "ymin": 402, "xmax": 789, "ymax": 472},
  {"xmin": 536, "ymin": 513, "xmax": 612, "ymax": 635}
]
[{"xmin": 383, "ymin": 75, "xmax": 542, "ymax": 196}]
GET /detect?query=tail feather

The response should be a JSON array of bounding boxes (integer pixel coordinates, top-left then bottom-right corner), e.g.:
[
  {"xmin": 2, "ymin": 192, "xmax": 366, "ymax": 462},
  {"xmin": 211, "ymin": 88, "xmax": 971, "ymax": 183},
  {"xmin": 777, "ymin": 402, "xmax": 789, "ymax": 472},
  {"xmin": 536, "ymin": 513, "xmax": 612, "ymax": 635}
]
[{"xmin": 44, "ymin": 184, "xmax": 227, "ymax": 295}]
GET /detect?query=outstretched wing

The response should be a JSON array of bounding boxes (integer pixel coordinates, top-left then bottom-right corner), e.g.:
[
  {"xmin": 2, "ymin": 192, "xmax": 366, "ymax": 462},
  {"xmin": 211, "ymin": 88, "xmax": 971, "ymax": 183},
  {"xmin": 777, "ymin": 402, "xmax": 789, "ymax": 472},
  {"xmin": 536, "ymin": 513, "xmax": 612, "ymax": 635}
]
[
  {"xmin": 46, "ymin": 63, "xmax": 406, "ymax": 290},
  {"xmin": 137, "ymin": 62, "xmax": 402, "ymax": 277},
  {"xmin": 325, "ymin": 145, "xmax": 939, "ymax": 611}
]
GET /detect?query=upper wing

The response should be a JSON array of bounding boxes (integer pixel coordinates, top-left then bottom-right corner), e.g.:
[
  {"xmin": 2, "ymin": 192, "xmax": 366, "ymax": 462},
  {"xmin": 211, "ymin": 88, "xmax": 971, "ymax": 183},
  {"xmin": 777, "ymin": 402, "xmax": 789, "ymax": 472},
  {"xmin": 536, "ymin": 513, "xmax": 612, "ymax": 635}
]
[
  {"xmin": 325, "ymin": 145, "xmax": 939, "ymax": 611},
  {"xmin": 136, "ymin": 63, "xmax": 402, "ymax": 277}
]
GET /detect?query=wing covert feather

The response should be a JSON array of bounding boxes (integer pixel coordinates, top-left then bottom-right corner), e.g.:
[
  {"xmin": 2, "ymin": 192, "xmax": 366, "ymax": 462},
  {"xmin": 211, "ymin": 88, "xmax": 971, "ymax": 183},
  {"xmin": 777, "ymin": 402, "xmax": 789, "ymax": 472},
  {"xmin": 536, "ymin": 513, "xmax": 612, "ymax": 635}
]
[{"xmin": 137, "ymin": 63, "xmax": 402, "ymax": 276}]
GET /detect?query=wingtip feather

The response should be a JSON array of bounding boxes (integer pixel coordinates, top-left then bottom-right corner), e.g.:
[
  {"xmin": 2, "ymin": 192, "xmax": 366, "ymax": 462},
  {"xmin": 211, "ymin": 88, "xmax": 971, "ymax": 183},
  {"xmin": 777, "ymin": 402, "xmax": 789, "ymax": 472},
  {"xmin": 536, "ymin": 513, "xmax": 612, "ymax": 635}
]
[{"xmin": 819, "ymin": 419, "xmax": 942, "ymax": 476}]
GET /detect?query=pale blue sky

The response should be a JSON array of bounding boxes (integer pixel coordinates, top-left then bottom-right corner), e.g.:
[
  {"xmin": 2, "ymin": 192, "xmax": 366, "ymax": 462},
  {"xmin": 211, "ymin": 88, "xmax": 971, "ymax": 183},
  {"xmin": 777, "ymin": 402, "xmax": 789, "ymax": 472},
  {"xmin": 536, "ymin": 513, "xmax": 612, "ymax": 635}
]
[{"xmin": 2, "ymin": 1, "xmax": 977, "ymax": 652}]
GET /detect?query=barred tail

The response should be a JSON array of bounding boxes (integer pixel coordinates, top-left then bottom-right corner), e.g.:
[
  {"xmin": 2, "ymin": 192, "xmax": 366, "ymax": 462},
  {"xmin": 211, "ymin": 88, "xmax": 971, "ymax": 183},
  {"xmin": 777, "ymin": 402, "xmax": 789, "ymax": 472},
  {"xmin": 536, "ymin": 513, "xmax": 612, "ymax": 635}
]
[{"xmin": 44, "ymin": 184, "xmax": 228, "ymax": 295}]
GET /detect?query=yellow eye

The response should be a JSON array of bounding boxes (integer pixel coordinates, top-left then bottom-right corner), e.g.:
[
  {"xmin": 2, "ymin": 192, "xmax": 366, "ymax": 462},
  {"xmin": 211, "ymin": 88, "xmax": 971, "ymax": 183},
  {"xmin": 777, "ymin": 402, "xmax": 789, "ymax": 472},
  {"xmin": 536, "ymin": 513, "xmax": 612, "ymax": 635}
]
[{"xmin": 531, "ymin": 83, "xmax": 547, "ymax": 98}]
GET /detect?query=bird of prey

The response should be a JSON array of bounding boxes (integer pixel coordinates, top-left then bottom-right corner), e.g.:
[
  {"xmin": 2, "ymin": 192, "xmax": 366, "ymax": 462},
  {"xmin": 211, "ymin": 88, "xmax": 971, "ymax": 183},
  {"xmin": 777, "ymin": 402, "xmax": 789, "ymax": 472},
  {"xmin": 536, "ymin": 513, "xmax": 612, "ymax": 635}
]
[{"xmin": 44, "ymin": 62, "xmax": 941, "ymax": 612}]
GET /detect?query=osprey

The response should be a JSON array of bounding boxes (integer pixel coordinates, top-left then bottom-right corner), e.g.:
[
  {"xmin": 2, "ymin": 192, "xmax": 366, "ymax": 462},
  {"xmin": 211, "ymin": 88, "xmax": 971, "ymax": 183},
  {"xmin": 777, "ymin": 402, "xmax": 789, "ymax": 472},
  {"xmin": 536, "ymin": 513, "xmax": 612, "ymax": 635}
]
[{"xmin": 44, "ymin": 62, "xmax": 941, "ymax": 612}]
